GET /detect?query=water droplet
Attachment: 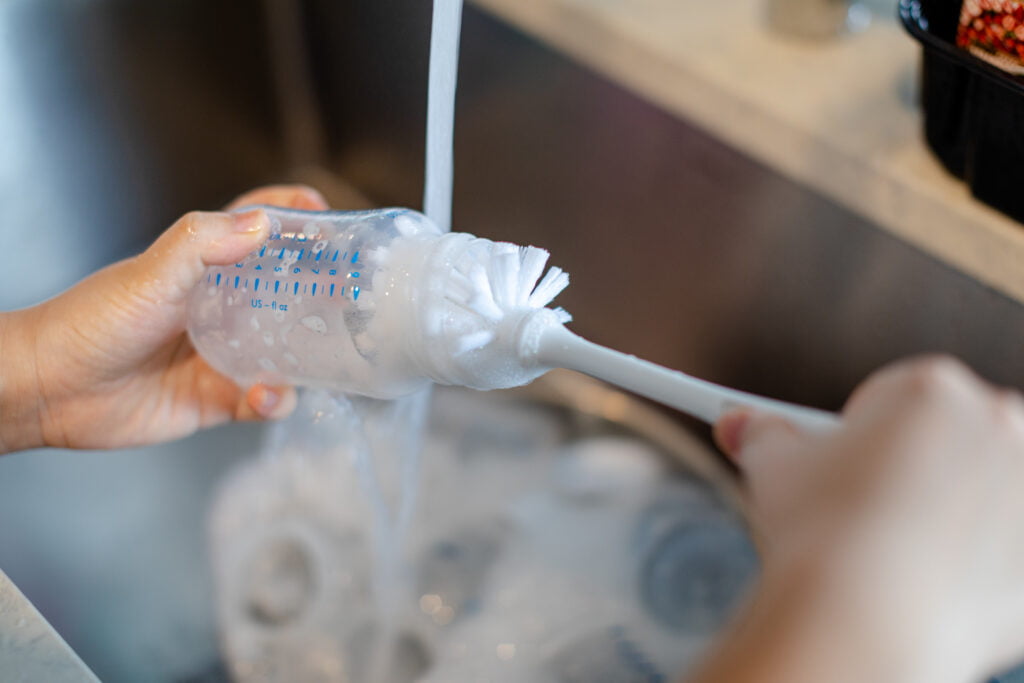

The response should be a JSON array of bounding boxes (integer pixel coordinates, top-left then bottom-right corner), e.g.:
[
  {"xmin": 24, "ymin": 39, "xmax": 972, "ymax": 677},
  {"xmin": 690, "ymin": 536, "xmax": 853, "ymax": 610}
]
[
  {"xmin": 419, "ymin": 594, "xmax": 443, "ymax": 615},
  {"xmin": 301, "ymin": 316, "xmax": 327, "ymax": 335}
]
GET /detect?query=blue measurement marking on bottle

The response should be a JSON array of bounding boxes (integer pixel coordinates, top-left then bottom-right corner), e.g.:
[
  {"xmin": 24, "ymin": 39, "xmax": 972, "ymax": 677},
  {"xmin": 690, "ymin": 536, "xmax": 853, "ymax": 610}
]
[
  {"xmin": 274, "ymin": 281, "xmax": 280, "ymax": 293},
  {"xmin": 351, "ymin": 251, "xmax": 360, "ymax": 264},
  {"xmin": 297, "ymin": 249, "xmax": 305, "ymax": 261},
  {"xmin": 278, "ymin": 248, "xmax": 285, "ymax": 260},
  {"xmin": 315, "ymin": 250, "xmax": 323, "ymax": 261},
  {"xmin": 216, "ymin": 273, "xmax": 222, "ymax": 286},
  {"xmin": 332, "ymin": 250, "xmax": 339, "ymax": 262},
  {"xmin": 259, "ymin": 246, "xmax": 266, "ymax": 257},
  {"xmin": 329, "ymin": 283, "xmax": 335, "ymax": 297},
  {"xmin": 234, "ymin": 276, "xmax": 240, "ymax": 289},
  {"xmin": 353, "ymin": 286, "xmax": 361, "ymax": 300},
  {"xmin": 350, "ymin": 271, "xmax": 360, "ymax": 278},
  {"xmin": 254, "ymin": 278, "xmax": 260, "ymax": 292},
  {"xmin": 293, "ymin": 282, "xmax": 299, "ymax": 295},
  {"xmin": 311, "ymin": 283, "xmax": 317, "ymax": 297}
]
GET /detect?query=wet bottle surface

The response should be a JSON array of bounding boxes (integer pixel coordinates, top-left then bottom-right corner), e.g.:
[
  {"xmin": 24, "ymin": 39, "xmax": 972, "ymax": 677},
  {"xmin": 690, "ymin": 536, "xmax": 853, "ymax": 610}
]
[{"xmin": 187, "ymin": 206, "xmax": 442, "ymax": 396}]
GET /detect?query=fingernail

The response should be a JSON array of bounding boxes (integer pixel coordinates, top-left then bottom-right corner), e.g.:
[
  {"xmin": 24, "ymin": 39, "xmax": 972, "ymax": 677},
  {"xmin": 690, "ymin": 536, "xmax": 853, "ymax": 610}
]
[
  {"xmin": 254, "ymin": 385, "xmax": 280, "ymax": 415},
  {"xmin": 234, "ymin": 209, "xmax": 266, "ymax": 234},
  {"xmin": 716, "ymin": 410, "xmax": 752, "ymax": 459}
]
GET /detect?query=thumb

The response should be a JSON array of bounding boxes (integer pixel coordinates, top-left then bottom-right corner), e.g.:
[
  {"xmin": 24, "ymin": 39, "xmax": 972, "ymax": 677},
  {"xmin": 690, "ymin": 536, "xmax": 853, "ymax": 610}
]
[{"xmin": 128, "ymin": 208, "xmax": 270, "ymax": 307}]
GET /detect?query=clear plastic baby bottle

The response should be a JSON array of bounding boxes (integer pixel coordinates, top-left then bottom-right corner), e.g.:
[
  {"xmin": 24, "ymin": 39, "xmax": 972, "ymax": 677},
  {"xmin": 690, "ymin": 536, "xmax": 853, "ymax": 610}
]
[{"xmin": 187, "ymin": 206, "xmax": 443, "ymax": 398}]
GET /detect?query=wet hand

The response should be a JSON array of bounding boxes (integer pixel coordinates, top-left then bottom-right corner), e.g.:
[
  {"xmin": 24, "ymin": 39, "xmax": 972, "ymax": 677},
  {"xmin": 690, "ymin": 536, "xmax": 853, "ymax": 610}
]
[{"xmin": 0, "ymin": 185, "xmax": 328, "ymax": 453}]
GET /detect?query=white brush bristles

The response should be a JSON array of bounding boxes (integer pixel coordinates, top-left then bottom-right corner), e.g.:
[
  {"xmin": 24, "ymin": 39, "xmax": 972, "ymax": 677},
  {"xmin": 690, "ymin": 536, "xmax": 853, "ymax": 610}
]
[
  {"xmin": 443, "ymin": 240, "xmax": 570, "ymax": 356},
  {"xmin": 529, "ymin": 267, "xmax": 570, "ymax": 308},
  {"xmin": 517, "ymin": 247, "xmax": 548, "ymax": 306}
]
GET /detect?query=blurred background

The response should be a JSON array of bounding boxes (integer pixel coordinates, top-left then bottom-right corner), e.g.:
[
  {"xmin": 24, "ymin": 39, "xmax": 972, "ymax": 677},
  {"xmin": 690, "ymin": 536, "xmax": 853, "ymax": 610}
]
[{"xmin": 2, "ymin": 0, "xmax": 1024, "ymax": 680}]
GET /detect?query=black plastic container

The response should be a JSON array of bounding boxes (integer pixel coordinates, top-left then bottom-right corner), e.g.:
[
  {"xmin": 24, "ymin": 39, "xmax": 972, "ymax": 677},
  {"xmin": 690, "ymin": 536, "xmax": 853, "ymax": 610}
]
[{"xmin": 901, "ymin": 0, "xmax": 1024, "ymax": 223}]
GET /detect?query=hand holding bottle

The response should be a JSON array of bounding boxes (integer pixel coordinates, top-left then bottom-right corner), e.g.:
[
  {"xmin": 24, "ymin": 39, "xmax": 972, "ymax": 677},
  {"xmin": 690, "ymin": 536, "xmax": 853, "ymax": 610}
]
[{"xmin": 0, "ymin": 185, "xmax": 327, "ymax": 454}]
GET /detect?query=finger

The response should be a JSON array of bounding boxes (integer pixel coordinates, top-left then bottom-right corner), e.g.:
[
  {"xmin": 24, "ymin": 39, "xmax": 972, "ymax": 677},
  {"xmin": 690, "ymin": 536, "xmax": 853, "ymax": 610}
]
[
  {"xmin": 714, "ymin": 408, "xmax": 753, "ymax": 460},
  {"xmin": 240, "ymin": 384, "xmax": 298, "ymax": 421},
  {"xmin": 731, "ymin": 412, "xmax": 812, "ymax": 487},
  {"xmin": 726, "ymin": 413, "xmax": 821, "ymax": 539},
  {"xmin": 227, "ymin": 184, "xmax": 329, "ymax": 211},
  {"xmin": 234, "ymin": 394, "xmax": 261, "ymax": 422},
  {"xmin": 128, "ymin": 209, "xmax": 270, "ymax": 308}
]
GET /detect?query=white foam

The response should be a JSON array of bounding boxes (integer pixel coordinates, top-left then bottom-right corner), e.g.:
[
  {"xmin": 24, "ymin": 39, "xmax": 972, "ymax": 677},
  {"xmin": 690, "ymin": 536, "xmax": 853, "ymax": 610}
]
[
  {"xmin": 554, "ymin": 437, "xmax": 665, "ymax": 500},
  {"xmin": 375, "ymin": 233, "xmax": 570, "ymax": 393}
]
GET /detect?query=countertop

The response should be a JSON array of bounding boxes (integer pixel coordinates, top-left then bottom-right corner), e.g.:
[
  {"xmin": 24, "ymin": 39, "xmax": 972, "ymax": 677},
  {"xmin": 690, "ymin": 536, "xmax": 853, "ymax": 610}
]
[{"xmin": 472, "ymin": 0, "xmax": 1024, "ymax": 304}]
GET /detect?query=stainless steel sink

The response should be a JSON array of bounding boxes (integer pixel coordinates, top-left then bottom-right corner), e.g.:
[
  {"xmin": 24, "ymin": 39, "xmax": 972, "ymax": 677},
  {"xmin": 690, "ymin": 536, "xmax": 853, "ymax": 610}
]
[{"xmin": 2, "ymin": 1, "xmax": 1024, "ymax": 681}]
